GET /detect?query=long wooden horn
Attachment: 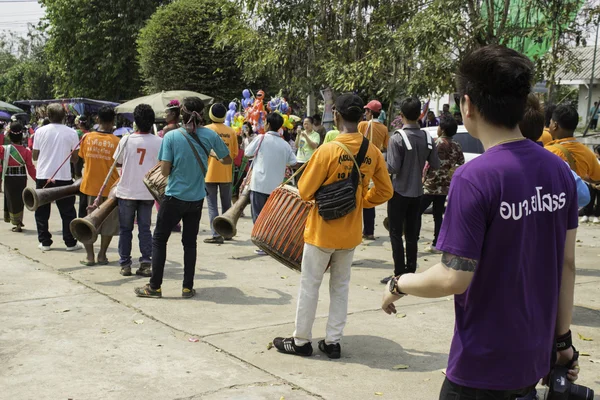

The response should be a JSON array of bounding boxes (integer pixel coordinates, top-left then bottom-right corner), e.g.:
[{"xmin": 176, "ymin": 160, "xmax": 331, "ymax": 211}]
[
  {"xmin": 213, "ymin": 189, "xmax": 250, "ymax": 239},
  {"xmin": 69, "ymin": 182, "xmax": 118, "ymax": 245},
  {"xmin": 22, "ymin": 179, "xmax": 82, "ymax": 212}
]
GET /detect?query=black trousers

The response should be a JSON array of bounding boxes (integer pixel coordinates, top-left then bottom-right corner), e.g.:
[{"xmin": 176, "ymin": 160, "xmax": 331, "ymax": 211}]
[
  {"xmin": 150, "ymin": 196, "xmax": 203, "ymax": 290},
  {"xmin": 591, "ymin": 118, "xmax": 598, "ymax": 130},
  {"xmin": 439, "ymin": 378, "xmax": 537, "ymax": 400},
  {"xmin": 417, "ymin": 194, "xmax": 446, "ymax": 247},
  {"xmin": 34, "ymin": 179, "xmax": 77, "ymax": 247},
  {"xmin": 387, "ymin": 192, "xmax": 421, "ymax": 276},
  {"xmin": 583, "ymin": 186, "xmax": 600, "ymax": 217},
  {"xmin": 363, "ymin": 207, "xmax": 376, "ymax": 236}
]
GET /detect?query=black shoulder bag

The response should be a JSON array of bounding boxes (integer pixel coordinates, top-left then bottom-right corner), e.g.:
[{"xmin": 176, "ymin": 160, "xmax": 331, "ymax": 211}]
[
  {"xmin": 179, "ymin": 128, "xmax": 211, "ymax": 176},
  {"xmin": 314, "ymin": 137, "xmax": 369, "ymax": 221}
]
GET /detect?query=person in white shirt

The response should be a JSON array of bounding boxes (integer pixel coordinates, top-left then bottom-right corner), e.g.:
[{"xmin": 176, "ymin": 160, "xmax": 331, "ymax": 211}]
[
  {"xmin": 32, "ymin": 103, "xmax": 82, "ymax": 252},
  {"xmin": 245, "ymin": 113, "xmax": 297, "ymax": 255},
  {"xmin": 114, "ymin": 104, "xmax": 163, "ymax": 277}
]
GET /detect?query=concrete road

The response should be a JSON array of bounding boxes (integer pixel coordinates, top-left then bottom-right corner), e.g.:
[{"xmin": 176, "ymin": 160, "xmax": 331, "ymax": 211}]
[{"xmin": 1, "ymin": 198, "xmax": 599, "ymax": 399}]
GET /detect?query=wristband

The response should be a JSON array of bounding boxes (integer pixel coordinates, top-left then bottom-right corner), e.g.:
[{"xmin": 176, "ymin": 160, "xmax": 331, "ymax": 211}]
[
  {"xmin": 556, "ymin": 330, "xmax": 572, "ymax": 351},
  {"xmin": 389, "ymin": 276, "xmax": 406, "ymax": 296}
]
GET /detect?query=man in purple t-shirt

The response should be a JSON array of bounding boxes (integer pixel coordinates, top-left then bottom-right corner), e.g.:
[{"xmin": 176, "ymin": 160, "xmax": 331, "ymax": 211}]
[{"xmin": 382, "ymin": 45, "xmax": 580, "ymax": 398}]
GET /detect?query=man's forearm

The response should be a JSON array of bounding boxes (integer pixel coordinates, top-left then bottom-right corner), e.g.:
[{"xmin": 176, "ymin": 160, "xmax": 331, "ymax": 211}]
[
  {"xmin": 556, "ymin": 260, "xmax": 575, "ymax": 336},
  {"xmin": 398, "ymin": 263, "xmax": 461, "ymax": 298}
]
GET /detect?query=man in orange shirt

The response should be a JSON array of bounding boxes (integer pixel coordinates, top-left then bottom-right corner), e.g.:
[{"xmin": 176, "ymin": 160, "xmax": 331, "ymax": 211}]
[
  {"xmin": 545, "ymin": 104, "xmax": 600, "ymax": 183},
  {"xmin": 358, "ymin": 99, "xmax": 389, "ymax": 240},
  {"xmin": 539, "ymin": 104, "xmax": 555, "ymax": 146},
  {"xmin": 78, "ymin": 106, "xmax": 121, "ymax": 266},
  {"xmin": 204, "ymin": 103, "xmax": 239, "ymax": 244},
  {"xmin": 272, "ymin": 94, "xmax": 393, "ymax": 359}
]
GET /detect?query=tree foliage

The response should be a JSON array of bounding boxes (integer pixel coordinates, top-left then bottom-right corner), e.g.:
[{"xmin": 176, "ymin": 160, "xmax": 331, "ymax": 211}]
[
  {"xmin": 138, "ymin": 0, "xmax": 245, "ymax": 101},
  {"xmin": 40, "ymin": 0, "xmax": 168, "ymax": 101},
  {"xmin": 0, "ymin": 29, "xmax": 53, "ymax": 102},
  {"xmin": 218, "ymin": 0, "xmax": 592, "ymax": 109}
]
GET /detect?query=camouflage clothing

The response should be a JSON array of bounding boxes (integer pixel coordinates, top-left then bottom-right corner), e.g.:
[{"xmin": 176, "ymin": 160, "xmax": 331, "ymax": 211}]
[{"xmin": 423, "ymin": 137, "xmax": 465, "ymax": 195}]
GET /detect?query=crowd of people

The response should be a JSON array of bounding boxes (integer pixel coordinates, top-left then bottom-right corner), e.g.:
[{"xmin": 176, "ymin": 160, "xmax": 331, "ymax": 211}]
[{"xmin": 2, "ymin": 42, "xmax": 599, "ymax": 398}]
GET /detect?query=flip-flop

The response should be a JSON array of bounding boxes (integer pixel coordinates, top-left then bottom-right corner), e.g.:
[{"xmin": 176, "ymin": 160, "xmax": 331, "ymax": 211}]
[
  {"xmin": 97, "ymin": 260, "xmax": 109, "ymax": 265},
  {"xmin": 80, "ymin": 260, "xmax": 96, "ymax": 266}
]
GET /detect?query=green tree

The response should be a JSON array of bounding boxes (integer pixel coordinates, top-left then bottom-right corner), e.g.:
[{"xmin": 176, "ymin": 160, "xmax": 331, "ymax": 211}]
[
  {"xmin": 0, "ymin": 29, "xmax": 53, "ymax": 102},
  {"xmin": 138, "ymin": 0, "xmax": 245, "ymax": 101},
  {"xmin": 40, "ymin": 0, "xmax": 168, "ymax": 101}
]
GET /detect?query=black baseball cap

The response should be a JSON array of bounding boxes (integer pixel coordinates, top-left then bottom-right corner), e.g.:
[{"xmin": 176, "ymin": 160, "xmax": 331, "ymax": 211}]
[{"xmin": 335, "ymin": 94, "xmax": 365, "ymax": 122}]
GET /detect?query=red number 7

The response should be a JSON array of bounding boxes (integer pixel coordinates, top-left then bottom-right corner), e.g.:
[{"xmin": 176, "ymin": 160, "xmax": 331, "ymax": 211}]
[{"xmin": 137, "ymin": 148, "xmax": 146, "ymax": 165}]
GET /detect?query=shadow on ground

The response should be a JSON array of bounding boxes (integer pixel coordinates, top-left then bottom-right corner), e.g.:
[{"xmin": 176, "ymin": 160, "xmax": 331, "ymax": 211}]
[
  {"xmin": 572, "ymin": 305, "xmax": 600, "ymax": 328},
  {"xmin": 301, "ymin": 335, "xmax": 448, "ymax": 372},
  {"xmin": 196, "ymin": 287, "xmax": 292, "ymax": 306}
]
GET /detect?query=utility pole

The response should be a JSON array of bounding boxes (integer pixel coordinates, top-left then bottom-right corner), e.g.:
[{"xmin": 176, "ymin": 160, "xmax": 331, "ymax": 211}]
[
  {"xmin": 584, "ymin": 18, "xmax": 600, "ymax": 137},
  {"xmin": 586, "ymin": 18, "xmax": 599, "ymax": 125}
]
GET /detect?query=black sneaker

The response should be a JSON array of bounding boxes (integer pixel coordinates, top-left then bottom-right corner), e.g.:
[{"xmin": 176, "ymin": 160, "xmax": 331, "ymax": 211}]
[
  {"xmin": 136, "ymin": 263, "xmax": 152, "ymax": 277},
  {"xmin": 182, "ymin": 288, "xmax": 196, "ymax": 298},
  {"xmin": 204, "ymin": 236, "xmax": 224, "ymax": 244},
  {"xmin": 120, "ymin": 266, "xmax": 132, "ymax": 276},
  {"xmin": 318, "ymin": 340, "xmax": 341, "ymax": 359},
  {"xmin": 380, "ymin": 275, "xmax": 393, "ymax": 284},
  {"xmin": 273, "ymin": 337, "xmax": 313, "ymax": 356}
]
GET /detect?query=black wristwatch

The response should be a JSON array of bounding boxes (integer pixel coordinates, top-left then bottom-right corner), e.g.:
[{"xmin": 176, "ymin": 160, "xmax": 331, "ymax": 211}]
[{"xmin": 388, "ymin": 276, "xmax": 406, "ymax": 296}]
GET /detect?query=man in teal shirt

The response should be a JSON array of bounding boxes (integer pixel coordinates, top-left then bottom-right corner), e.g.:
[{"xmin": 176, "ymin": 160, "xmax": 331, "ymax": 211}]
[{"xmin": 135, "ymin": 97, "xmax": 231, "ymax": 299}]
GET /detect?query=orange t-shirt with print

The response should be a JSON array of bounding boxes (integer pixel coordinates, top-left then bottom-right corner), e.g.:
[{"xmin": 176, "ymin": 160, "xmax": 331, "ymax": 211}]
[
  {"xmin": 79, "ymin": 131, "xmax": 120, "ymax": 197},
  {"xmin": 205, "ymin": 123, "xmax": 239, "ymax": 183},
  {"xmin": 358, "ymin": 120, "xmax": 389, "ymax": 151},
  {"xmin": 298, "ymin": 133, "xmax": 393, "ymax": 249}
]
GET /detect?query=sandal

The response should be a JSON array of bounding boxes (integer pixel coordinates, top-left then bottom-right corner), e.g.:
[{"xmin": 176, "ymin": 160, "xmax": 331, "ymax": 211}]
[
  {"xmin": 97, "ymin": 259, "xmax": 109, "ymax": 265},
  {"xmin": 11, "ymin": 226, "xmax": 22, "ymax": 233},
  {"xmin": 80, "ymin": 260, "xmax": 96, "ymax": 266}
]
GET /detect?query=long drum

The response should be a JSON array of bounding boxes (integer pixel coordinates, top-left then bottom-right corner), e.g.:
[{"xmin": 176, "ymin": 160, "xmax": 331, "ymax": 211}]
[
  {"xmin": 143, "ymin": 162, "xmax": 167, "ymax": 204},
  {"xmin": 251, "ymin": 185, "xmax": 313, "ymax": 272}
]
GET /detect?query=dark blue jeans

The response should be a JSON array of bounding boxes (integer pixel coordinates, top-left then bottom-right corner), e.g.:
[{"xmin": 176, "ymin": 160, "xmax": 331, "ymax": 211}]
[
  {"xmin": 150, "ymin": 196, "xmax": 203, "ymax": 290},
  {"xmin": 117, "ymin": 198, "xmax": 154, "ymax": 267},
  {"xmin": 439, "ymin": 378, "xmax": 537, "ymax": 400}
]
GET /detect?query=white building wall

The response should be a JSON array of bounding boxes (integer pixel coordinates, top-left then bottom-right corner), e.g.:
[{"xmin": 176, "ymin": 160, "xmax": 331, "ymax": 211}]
[{"xmin": 577, "ymin": 84, "xmax": 600, "ymax": 126}]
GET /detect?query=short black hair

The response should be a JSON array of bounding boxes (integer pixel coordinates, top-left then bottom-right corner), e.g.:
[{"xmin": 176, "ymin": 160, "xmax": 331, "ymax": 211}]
[
  {"xmin": 134, "ymin": 104, "xmax": 155, "ymax": 133},
  {"xmin": 9, "ymin": 121, "xmax": 23, "ymax": 133},
  {"xmin": 400, "ymin": 97, "xmax": 421, "ymax": 121},
  {"xmin": 98, "ymin": 106, "xmax": 116, "ymax": 124},
  {"xmin": 552, "ymin": 104, "xmax": 579, "ymax": 132},
  {"xmin": 312, "ymin": 114, "xmax": 322, "ymax": 123},
  {"xmin": 372, "ymin": 111, "xmax": 381, "ymax": 119},
  {"xmin": 519, "ymin": 94, "xmax": 545, "ymax": 142},
  {"xmin": 267, "ymin": 112, "xmax": 284, "ymax": 131},
  {"xmin": 457, "ymin": 44, "xmax": 533, "ymax": 129},
  {"xmin": 304, "ymin": 116, "xmax": 314, "ymax": 124},
  {"xmin": 544, "ymin": 104, "xmax": 556, "ymax": 128},
  {"xmin": 439, "ymin": 116, "xmax": 458, "ymax": 137},
  {"xmin": 42, "ymin": 117, "xmax": 50, "ymax": 126}
]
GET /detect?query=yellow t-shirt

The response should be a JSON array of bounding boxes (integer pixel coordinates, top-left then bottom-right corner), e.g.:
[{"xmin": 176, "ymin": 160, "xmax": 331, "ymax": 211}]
[
  {"xmin": 540, "ymin": 128, "xmax": 553, "ymax": 146},
  {"xmin": 205, "ymin": 123, "xmax": 239, "ymax": 183},
  {"xmin": 358, "ymin": 120, "xmax": 389, "ymax": 151},
  {"xmin": 299, "ymin": 133, "xmax": 393, "ymax": 249},
  {"xmin": 545, "ymin": 137, "xmax": 600, "ymax": 181},
  {"xmin": 79, "ymin": 131, "xmax": 120, "ymax": 197}
]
